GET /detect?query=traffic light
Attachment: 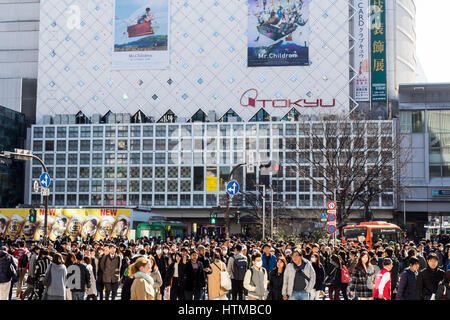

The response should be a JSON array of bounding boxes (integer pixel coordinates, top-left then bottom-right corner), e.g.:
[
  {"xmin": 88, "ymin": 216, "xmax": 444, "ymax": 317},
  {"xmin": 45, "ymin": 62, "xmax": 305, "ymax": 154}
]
[
  {"xmin": 29, "ymin": 208, "xmax": 37, "ymax": 223},
  {"xmin": 210, "ymin": 212, "xmax": 217, "ymax": 225},
  {"xmin": 260, "ymin": 161, "xmax": 280, "ymax": 175},
  {"xmin": 235, "ymin": 212, "xmax": 241, "ymax": 224}
]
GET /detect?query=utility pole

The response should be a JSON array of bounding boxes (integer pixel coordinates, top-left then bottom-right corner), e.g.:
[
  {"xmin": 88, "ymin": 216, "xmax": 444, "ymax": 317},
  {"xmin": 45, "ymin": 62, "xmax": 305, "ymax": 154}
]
[
  {"xmin": 256, "ymin": 184, "xmax": 266, "ymax": 240},
  {"xmin": 270, "ymin": 188, "xmax": 274, "ymax": 239}
]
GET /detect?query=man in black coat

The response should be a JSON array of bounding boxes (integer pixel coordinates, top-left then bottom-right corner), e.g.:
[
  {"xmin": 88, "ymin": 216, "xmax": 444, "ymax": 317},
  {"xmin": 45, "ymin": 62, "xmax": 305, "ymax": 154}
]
[
  {"xmin": 154, "ymin": 247, "xmax": 169, "ymax": 299},
  {"xmin": 385, "ymin": 248, "xmax": 400, "ymax": 296},
  {"xmin": 396, "ymin": 256, "xmax": 420, "ymax": 300},
  {"xmin": 415, "ymin": 253, "xmax": 445, "ymax": 300},
  {"xmin": 183, "ymin": 249, "xmax": 211, "ymax": 300}
]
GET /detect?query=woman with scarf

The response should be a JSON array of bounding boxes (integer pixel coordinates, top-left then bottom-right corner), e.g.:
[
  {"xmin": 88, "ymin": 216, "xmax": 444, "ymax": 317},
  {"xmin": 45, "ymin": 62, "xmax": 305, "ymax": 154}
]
[{"xmin": 130, "ymin": 257, "xmax": 155, "ymax": 300}]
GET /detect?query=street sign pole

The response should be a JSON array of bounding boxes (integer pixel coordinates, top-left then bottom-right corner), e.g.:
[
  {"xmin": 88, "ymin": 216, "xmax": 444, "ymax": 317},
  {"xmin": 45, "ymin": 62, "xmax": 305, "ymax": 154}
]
[
  {"xmin": 225, "ymin": 163, "xmax": 246, "ymax": 238},
  {"xmin": 333, "ymin": 190, "xmax": 337, "ymax": 246}
]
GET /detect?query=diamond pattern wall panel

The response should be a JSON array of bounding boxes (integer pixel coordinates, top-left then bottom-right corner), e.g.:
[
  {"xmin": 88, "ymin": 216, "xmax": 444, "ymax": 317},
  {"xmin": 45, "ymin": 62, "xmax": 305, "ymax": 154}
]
[{"xmin": 37, "ymin": 0, "xmax": 351, "ymax": 123}]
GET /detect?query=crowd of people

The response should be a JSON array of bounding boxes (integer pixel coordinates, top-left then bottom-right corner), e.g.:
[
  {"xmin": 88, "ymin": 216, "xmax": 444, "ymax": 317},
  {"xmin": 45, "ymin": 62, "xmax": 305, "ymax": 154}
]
[{"xmin": 0, "ymin": 234, "xmax": 449, "ymax": 301}]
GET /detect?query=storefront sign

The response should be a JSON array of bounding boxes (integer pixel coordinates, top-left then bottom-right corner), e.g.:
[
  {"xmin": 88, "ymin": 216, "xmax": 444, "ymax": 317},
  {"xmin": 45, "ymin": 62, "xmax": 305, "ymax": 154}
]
[{"xmin": 370, "ymin": 0, "xmax": 387, "ymax": 101}]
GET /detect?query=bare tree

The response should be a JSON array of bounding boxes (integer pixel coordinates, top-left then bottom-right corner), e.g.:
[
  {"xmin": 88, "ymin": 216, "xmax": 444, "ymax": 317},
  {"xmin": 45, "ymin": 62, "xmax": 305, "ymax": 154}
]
[{"xmin": 290, "ymin": 115, "xmax": 409, "ymax": 231}]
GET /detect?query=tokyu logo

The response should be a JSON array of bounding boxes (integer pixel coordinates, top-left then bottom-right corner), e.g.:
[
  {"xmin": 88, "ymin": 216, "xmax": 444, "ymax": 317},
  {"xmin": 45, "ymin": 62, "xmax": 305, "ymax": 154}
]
[{"xmin": 240, "ymin": 89, "xmax": 336, "ymax": 109}]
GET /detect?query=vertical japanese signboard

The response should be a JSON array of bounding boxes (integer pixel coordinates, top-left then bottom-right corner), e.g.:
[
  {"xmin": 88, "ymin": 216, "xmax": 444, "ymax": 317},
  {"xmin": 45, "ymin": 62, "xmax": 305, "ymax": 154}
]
[
  {"xmin": 370, "ymin": 0, "xmax": 387, "ymax": 101},
  {"xmin": 354, "ymin": 0, "xmax": 370, "ymax": 101}
]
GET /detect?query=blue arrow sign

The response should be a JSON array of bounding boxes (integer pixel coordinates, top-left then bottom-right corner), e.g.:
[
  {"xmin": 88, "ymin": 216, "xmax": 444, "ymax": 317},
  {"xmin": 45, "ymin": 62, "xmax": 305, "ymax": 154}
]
[
  {"xmin": 226, "ymin": 180, "xmax": 239, "ymax": 195},
  {"xmin": 321, "ymin": 213, "xmax": 327, "ymax": 220},
  {"xmin": 40, "ymin": 172, "xmax": 51, "ymax": 188}
]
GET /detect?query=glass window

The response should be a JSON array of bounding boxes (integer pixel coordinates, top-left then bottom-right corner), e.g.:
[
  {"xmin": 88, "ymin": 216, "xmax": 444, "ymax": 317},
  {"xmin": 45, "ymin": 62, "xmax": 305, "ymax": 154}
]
[
  {"xmin": 181, "ymin": 138, "xmax": 192, "ymax": 151},
  {"xmin": 68, "ymin": 153, "xmax": 77, "ymax": 165},
  {"xmin": 143, "ymin": 126, "xmax": 153, "ymax": 137},
  {"xmin": 92, "ymin": 167, "xmax": 102, "ymax": 178},
  {"xmin": 69, "ymin": 127, "xmax": 78, "ymax": 138},
  {"xmin": 143, "ymin": 139, "xmax": 153, "ymax": 150},
  {"xmin": 91, "ymin": 180, "xmax": 102, "ymax": 192},
  {"xmin": 93, "ymin": 126, "xmax": 103, "ymax": 137},
  {"xmin": 68, "ymin": 140, "xmax": 78, "ymax": 151},
  {"xmin": 91, "ymin": 195, "xmax": 101, "ymax": 206},
  {"xmin": 155, "ymin": 181, "xmax": 165, "ymax": 192},
  {"xmin": 130, "ymin": 139, "xmax": 140, "ymax": 151},
  {"xmin": 117, "ymin": 153, "xmax": 128, "ymax": 164},
  {"xmin": 181, "ymin": 125, "xmax": 192, "ymax": 137},
  {"xmin": 116, "ymin": 181, "xmax": 127, "ymax": 192},
  {"xmin": 142, "ymin": 180, "xmax": 152, "ymax": 192},
  {"xmin": 117, "ymin": 167, "xmax": 127, "ymax": 178},
  {"xmin": 56, "ymin": 154, "xmax": 66, "ymax": 165},
  {"xmin": 129, "ymin": 181, "xmax": 140, "ymax": 192},
  {"xmin": 142, "ymin": 194, "xmax": 152, "ymax": 206},
  {"xmin": 81, "ymin": 127, "xmax": 91, "ymax": 137},
  {"xmin": 131, "ymin": 126, "xmax": 141, "ymax": 137},
  {"xmin": 67, "ymin": 181, "xmax": 77, "ymax": 192},
  {"xmin": 80, "ymin": 153, "xmax": 90, "ymax": 165},
  {"xmin": 142, "ymin": 167, "xmax": 152, "ymax": 178},
  {"xmin": 118, "ymin": 140, "xmax": 127, "ymax": 151},
  {"xmin": 105, "ymin": 167, "xmax": 115, "ymax": 178},
  {"xmin": 130, "ymin": 167, "xmax": 140, "ymax": 178},
  {"xmin": 155, "ymin": 139, "xmax": 166, "ymax": 150},
  {"xmin": 33, "ymin": 127, "xmax": 43, "ymax": 138},
  {"xmin": 130, "ymin": 153, "xmax": 140, "ymax": 164},
  {"xmin": 33, "ymin": 140, "xmax": 43, "ymax": 151},
  {"xmin": 45, "ymin": 127, "xmax": 55, "ymax": 138},
  {"xmin": 180, "ymin": 194, "xmax": 191, "ymax": 206},
  {"xmin": 168, "ymin": 181, "xmax": 178, "ymax": 192},
  {"xmin": 220, "ymin": 125, "xmax": 231, "ymax": 136},
  {"xmin": 103, "ymin": 194, "xmax": 114, "ymax": 206},
  {"xmin": 104, "ymin": 180, "xmax": 115, "ymax": 192},
  {"xmin": 45, "ymin": 140, "xmax": 54, "ymax": 151},
  {"xmin": 313, "ymin": 194, "xmax": 324, "ymax": 207},
  {"xmin": 154, "ymin": 194, "xmax": 165, "ymax": 206},
  {"xmin": 79, "ymin": 180, "xmax": 89, "ymax": 192},
  {"xmin": 193, "ymin": 125, "xmax": 204, "ymax": 136},
  {"xmin": 155, "ymin": 153, "xmax": 166, "ymax": 164},
  {"xmin": 156, "ymin": 126, "xmax": 167, "ymax": 137},
  {"xmin": 193, "ymin": 194, "xmax": 204, "ymax": 206},
  {"xmin": 155, "ymin": 167, "xmax": 165, "ymax": 178},
  {"xmin": 207, "ymin": 125, "xmax": 217, "ymax": 136},
  {"xmin": 105, "ymin": 153, "xmax": 115, "ymax": 164},
  {"xmin": 79, "ymin": 167, "xmax": 89, "ymax": 178},
  {"xmin": 80, "ymin": 140, "xmax": 90, "ymax": 151},
  {"xmin": 118, "ymin": 126, "xmax": 128, "ymax": 137},
  {"xmin": 44, "ymin": 154, "xmax": 54, "ymax": 165},
  {"xmin": 56, "ymin": 140, "xmax": 66, "ymax": 151},
  {"xmin": 68, "ymin": 167, "xmax": 77, "ymax": 178},
  {"xmin": 105, "ymin": 126, "xmax": 115, "ymax": 137},
  {"xmin": 92, "ymin": 140, "xmax": 102, "ymax": 151}
]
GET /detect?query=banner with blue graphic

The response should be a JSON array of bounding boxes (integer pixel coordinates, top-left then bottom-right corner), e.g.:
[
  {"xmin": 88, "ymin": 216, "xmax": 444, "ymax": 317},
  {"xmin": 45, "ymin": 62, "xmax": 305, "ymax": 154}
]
[{"xmin": 248, "ymin": 0, "xmax": 310, "ymax": 67}]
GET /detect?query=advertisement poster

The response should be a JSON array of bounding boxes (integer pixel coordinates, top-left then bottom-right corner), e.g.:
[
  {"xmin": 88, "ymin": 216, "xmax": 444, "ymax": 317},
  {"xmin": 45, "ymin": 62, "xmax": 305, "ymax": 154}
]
[
  {"xmin": 370, "ymin": 0, "xmax": 387, "ymax": 101},
  {"xmin": 0, "ymin": 208, "xmax": 130, "ymax": 241},
  {"xmin": 113, "ymin": 0, "xmax": 169, "ymax": 70},
  {"xmin": 354, "ymin": 0, "xmax": 370, "ymax": 101},
  {"xmin": 248, "ymin": 0, "xmax": 310, "ymax": 67}
]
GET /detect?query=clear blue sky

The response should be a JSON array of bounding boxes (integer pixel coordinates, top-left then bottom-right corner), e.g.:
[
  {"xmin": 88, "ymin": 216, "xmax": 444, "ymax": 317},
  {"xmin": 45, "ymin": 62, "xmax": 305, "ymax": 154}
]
[{"xmin": 415, "ymin": 0, "xmax": 450, "ymax": 83}]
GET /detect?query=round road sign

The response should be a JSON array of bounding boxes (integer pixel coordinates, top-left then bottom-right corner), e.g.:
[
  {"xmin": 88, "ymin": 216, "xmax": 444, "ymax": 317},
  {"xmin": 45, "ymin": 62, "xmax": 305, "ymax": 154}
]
[
  {"xmin": 327, "ymin": 225, "xmax": 336, "ymax": 234},
  {"xmin": 327, "ymin": 201, "xmax": 336, "ymax": 210},
  {"xmin": 328, "ymin": 213, "xmax": 336, "ymax": 222}
]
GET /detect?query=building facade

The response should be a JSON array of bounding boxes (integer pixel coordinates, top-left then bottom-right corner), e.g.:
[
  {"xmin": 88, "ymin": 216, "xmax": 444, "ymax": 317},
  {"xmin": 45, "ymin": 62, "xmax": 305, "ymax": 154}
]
[
  {"xmin": 399, "ymin": 83, "xmax": 450, "ymax": 240},
  {"xmin": 0, "ymin": 105, "xmax": 26, "ymax": 207},
  {"xmin": 22, "ymin": 0, "xmax": 417, "ymax": 236}
]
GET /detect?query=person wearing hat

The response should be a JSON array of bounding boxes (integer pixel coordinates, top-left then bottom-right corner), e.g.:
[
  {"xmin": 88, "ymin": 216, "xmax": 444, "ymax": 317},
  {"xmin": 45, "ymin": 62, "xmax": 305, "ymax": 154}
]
[
  {"xmin": 100, "ymin": 244, "xmax": 122, "ymax": 300},
  {"xmin": 183, "ymin": 249, "xmax": 210, "ymax": 300},
  {"xmin": 66, "ymin": 251, "xmax": 91, "ymax": 300},
  {"xmin": 415, "ymin": 252, "xmax": 445, "ymax": 300}
]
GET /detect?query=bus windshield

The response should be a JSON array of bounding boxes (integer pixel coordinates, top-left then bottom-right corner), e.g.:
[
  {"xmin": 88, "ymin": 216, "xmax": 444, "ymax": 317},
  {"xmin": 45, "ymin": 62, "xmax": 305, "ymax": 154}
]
[
  {"xmin": 343, "ymin": 227, "xmax": 367, "ymax": 241},
  {"xmin": 371, "ymin": 228, "xmax": 401, "ymax": 243}
]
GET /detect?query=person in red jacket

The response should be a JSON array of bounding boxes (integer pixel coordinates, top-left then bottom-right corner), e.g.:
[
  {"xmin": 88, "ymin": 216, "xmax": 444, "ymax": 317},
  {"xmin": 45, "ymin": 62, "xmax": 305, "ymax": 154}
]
[{"xmin": 373, "ymin": 258, "xmax": 393, "ymax": 300}]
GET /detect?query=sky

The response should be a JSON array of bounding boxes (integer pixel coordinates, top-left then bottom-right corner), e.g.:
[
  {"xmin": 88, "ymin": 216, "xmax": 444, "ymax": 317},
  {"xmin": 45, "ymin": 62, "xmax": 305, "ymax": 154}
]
[{"xmin": 415, "ymin": 0, "xmax": 450, "ymax": 83}]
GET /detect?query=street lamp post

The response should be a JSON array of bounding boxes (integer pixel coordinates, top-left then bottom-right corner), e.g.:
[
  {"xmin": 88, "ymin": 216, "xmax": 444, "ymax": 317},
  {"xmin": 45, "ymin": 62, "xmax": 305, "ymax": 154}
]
[
  {"xmin": 0, "ymin": 150, "xmax": 49, "ymax": 243},
  {"xmin": 256, "ymin": 184, "xmax": 266, "ymax": 240}
]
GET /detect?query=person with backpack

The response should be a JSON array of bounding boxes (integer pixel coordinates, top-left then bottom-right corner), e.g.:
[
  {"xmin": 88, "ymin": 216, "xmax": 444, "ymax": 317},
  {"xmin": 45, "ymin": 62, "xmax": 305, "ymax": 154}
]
[
  {"xmin": 227, "ymin": 244, "xmax": 248, "ymax": 300},
  {"xmin": 244, "ymin": 251, "xmax": 268, "ymax": 300},
  {"xmin": 325, "ymin": 254, "xmax": 343, "ymax": 300},
  {"xmin": 0, "ymin": 246, "xmax": 17, "ymax": 300},
  {"xmin": 396, "ymin": 256, "xmax": 420, "ymax": 300},
  {"xmin": 13, "ymin": 240, "xmax": 28, "ymax": 298},
  {"xmin": 385, "ymin": 247, "xmax": 400, "ymax": 298},
  {"xmin": 23, "ymin": 245, "xmax": 40, "ymax": 300},
  {"xmin": 373, "ymin": 258, "xmax": 393, "ymax": 300},
  {"xmin": 261, "ymin": 244, "xmax": 277, "ymax": 280},
  {"xmin": 282, "ymin": 249, "xmax": 316, "ymax": 300},
  {"xmin": 349, "ymin": 251, "xmax": 375, "ymax": 300}
]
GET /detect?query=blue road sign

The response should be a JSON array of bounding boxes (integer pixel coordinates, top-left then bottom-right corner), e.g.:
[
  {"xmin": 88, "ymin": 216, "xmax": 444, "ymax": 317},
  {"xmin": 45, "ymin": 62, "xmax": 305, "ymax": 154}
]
[
  {"xmin": 328, "ymin": 213, "xmax": 336, "ymax": 222},
  {"xmin": 226, "ymin": 180, "xmax": 239, "ymax": 195},
  {"xmin": 321, "ymin": 213, "xmax": 327, "ymax": 220},
  {"xmin": 40, "ymin": 172, "xmax": 51, "ymax": 188}
]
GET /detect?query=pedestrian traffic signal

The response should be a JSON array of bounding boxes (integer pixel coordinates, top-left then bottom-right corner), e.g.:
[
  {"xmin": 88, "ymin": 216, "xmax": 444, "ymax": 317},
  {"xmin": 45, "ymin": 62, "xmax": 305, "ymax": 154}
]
[
  {"xmin": 29, "ymin": 208, "xmax": 37, "ymax": 223},
  {"xmin": 235, "ymin": 212, "xmax": 241, "ymax": 224},
  {"xmin": 210, "ymin": 212, "xmax": 217, "ymax": 225}
]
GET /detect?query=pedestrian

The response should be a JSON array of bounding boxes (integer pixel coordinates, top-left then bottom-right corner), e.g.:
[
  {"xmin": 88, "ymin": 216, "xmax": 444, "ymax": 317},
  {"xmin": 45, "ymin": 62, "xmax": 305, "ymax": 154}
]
[
  {"xmin": 325, "ymin": 254, "xmax": 343, "ymax": 300},
  {"xmin": 130, "ymin": 257, "xmax": 155, "ymax": 300},
  {"xmin": 66, "ymin": 251, "xmax": 91, "ymax": 300},
  {"xmin": 0, "ymin": 246, "xmax": 17, "ymax": 300},
  {"xmin": 310, "ymin": 252, "xmax": 326, "ymax": 300},
  {"xmin": 227, "ymin": 244, "xmax": 248, "ymax": 300},
  {"xmin": 95, "ymin": 246, "xmax": 105, "ymax": 300},
  {"xmin": 42, "ymin": 253, "xmax": 67, "ymax": 300},
  {"xmin": 435, "ymin": 270, "xmax": 450, "ymax": 300},
  {"xmin": 385, "ymin": 247, "xmax": 400, "ymax": 298},
  {"xmin": 23, "ymin": 245, "xmax": 40, "ymax": 300},
  {"xmin": 261, "ymin": 244, "xmax": 277, "ymax": 280},
  {"xmin": 373, "ymin": 258, "xmax": 393, "ymax": 300},
  {"xmin": 244, "ymin": 251, "xmax": 268, "ymax": 300},
  {"xmin": 33, "ymin": 248, "xmax": 52, "ymax": 300},
  {"xmin": 149, "ymin": 255, "xmax": 163, "ymax": 300},
  {"xmin": 13, "ymin": 240, "xmax": 28, "ymax": 299},
  {"xmin": 183, "ymin": 249, "xmax": 210, "ymax": 300},
  {"xmin": 100, "ymin": 244, "xmax": 122, "ymax": 300},
  {"xmin": 415, "ymin": 253, "xmax": 445, "ymax": 300},
  {"xmin": 349, "ymin": 251, "xmax": 375, "ymax": 300},
  {"xmin": 208, "ymin": 248, "xmax": 229, "ymax": 300},
  {"xmin": 267, "ymin": 256, "xmax": 286, "ymax": 300},
  {"xmin": 282, "ymin": 249, "xmax": 316, "ymax": 300},
  {"xmin": 396, "ymin": 256, "xmax": 420, "ymax": 300},
  {"xmin": 154, "ymin": 245, "xmax": 169, "ymax": 299},
  {"xmin": 166, "ymin": 252, "xmax": 185, "ymax": 300},
  {"xmin": 83, "ymin": 256, "xmax": 97, "ymax": 300}
]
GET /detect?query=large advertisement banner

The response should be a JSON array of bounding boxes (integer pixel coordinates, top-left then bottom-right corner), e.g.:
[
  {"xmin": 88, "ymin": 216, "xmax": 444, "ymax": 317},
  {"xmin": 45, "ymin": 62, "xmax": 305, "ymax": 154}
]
[
  {"xmin": 354, "ymin": 0, "xmax": 370, "ymax": 101},
  {"xmin": 113, "ymin": 0, "xmax": 169, "ymax": 70},
  {"xmin": 370, "ymin": 0, "xmax": 387, "ymax": 101},
  {"xmin": 0, "ymin": 208, "xmax": 130, "ymax": 241},
  {"xmin": 248, "ymin": 0, "xmax": 309, "ymax": 67}
]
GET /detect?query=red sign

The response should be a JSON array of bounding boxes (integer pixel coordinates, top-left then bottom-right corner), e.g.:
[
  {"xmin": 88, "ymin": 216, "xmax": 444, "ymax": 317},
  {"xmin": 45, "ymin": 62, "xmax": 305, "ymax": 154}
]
[
  {"xmin": 100, "ymin": 209, "xmax": 118, "ymax": 216},
  {"xmin": 327, "ymin": 225, "xmax": 337, "ymax": 234},
  {"xmin": 240, "ymin": 89, "xmax": 336, "ymax": 109},
  {"xmin": 327, "ymin": 201, "xmax": 337, "ymax": 210}
]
